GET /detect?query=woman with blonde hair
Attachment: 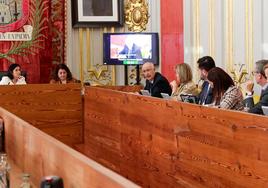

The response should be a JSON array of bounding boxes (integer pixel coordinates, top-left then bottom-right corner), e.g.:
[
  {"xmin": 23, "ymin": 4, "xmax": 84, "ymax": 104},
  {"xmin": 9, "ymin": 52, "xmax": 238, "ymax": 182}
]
[{"xmin": 170, "ymin": 63, "xmax": 199, "ymax": 101}]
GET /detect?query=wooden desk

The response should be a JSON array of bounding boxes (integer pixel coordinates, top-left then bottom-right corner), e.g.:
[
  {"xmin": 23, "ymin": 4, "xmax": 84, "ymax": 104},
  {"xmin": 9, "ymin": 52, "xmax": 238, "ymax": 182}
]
[
  {"xmin": 0, "ymin": 108, "xmax": 139, "ymax": 188},
  {"xmin": 81, "ymin": 86, "xmax": 268, "ymax": 188},
  {"xmin": 0, "ymin": 84, "xmax": 83, "ymax": 146}
]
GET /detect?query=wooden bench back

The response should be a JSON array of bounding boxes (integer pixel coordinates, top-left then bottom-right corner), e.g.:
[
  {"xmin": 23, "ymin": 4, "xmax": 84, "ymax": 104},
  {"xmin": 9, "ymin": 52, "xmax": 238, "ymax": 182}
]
[
  {"xmin": 0, "ymin": 84, "xmax": 83, "ymax": 146},
  {"xmin": 83, "ymin": 86, "xmax": 268, "ymax": 188},
  {"xmin": 0, "ymin": 108, "xmax": 139, "ymax": 188}
]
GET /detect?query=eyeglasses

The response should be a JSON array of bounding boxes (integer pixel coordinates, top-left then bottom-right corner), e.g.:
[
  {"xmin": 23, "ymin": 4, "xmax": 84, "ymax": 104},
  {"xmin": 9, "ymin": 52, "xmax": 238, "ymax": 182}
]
[{"xmin": 251, "ymin": 71, "xmax": 260, "ymax": 76}]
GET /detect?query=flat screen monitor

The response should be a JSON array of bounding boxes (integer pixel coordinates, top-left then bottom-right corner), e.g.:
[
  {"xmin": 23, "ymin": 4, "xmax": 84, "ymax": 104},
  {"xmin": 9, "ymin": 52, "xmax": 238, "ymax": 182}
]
[{"xmin": 103, "ymin": 33, "xmax": 159, "ymax": 65}]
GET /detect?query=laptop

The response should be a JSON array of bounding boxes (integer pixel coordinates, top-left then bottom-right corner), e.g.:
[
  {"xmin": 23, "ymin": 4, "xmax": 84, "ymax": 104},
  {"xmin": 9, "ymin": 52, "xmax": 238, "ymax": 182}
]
[
  {"xmin": 180, "ymin": 94, "xmax": 198, "ymax": 104},
  {"xmin": 140, "ymin": 90, "xmax": 151, "ymax": 96},
  {"xmin": 161, "ymin": 93, "xmax": 171, "ymax": 99},
  {"xmin": 262, "ymin": 106, "xmax": 268, "ymax": 116}
]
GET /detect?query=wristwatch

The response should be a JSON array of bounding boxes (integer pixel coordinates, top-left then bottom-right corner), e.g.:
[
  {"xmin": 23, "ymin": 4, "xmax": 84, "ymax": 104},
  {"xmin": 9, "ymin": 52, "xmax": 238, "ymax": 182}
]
[{"xmin": 246, "ymin": 91, "xmax": 254, "ymax": 96}]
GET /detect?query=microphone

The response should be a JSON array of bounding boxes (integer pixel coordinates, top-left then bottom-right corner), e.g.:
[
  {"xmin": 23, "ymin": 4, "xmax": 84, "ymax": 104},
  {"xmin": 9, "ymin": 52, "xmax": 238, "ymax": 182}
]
[{"xmin": 40, "ymin": 176, "xmax": 64, "ymax": 188}]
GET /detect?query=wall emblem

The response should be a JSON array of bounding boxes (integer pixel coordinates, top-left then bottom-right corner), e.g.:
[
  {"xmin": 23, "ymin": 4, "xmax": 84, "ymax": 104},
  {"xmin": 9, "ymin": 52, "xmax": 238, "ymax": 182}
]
[
  {"xmin": 0, "ymin": 0, "xmax": 29, "ymax": 32},
  {"xmin": 0, "ymin": 0, "xmax": 47, "ymax": 61},
  {"xmin": 125, "ymin": 0, "xmax": 149, "ymax": 32}
]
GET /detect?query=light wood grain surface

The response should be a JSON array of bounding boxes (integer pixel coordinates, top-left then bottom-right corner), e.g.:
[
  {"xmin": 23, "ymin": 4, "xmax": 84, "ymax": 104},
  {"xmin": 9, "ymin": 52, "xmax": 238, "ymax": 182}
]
[
  {"xmin": 0, "ymin": 84, "xmax": 83, "ymax": 146},
  {"xmin": 81, "ymin": 86, "xmax": 268, "ymax": 188},
  {"xmin": 0, "ymin": 108, "xmax": 139, "ymax": 188}
]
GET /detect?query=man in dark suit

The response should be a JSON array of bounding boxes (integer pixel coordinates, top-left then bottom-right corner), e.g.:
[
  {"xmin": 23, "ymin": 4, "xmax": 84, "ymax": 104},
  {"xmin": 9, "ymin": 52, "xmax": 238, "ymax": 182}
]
[
  {"xmin": 142, "ymin": 62, "xmax": 172, "ymax": 98},
  {"xmin": 197, "ymin": 56, "xmax": 216, "ymax": 105},
  {"xmin": 244, "ymin": 60, "xmax": 268, "ymax": 115}
]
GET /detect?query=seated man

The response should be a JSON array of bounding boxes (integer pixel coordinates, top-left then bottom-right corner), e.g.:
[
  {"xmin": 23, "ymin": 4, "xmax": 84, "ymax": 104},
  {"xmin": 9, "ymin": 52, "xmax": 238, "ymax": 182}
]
[
  {"xmin": 196, "ymin": 56, "xmax": 216, "ymax": 105},
  {"xmin": 142, "ymin": 62, "xmax": 172, "ymax": 98},
  {"xmin": 244, "ymin": 60, "xmax": 268, "ymax": 114}
]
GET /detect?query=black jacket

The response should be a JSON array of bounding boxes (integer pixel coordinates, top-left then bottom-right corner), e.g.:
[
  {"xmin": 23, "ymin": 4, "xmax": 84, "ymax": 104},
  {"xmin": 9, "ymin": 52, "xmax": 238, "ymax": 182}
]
[
  {"xmin": 144, "ymin": 72, "xmax": 172, "ymax": 98},
  {"xmin": 244, "ymin": 86, "xmax": 268, "ymax": 115}
]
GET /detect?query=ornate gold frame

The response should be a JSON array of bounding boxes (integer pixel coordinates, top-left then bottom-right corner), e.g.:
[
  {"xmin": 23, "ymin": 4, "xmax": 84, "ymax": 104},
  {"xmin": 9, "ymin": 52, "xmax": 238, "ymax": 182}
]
[{"xmin": 125, "ymin": 0, "xmax": 149, "ymax": 32}]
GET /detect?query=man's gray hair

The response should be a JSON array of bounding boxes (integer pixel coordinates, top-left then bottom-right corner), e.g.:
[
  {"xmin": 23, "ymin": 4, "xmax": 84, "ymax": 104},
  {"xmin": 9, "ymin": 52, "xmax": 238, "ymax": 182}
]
[{"xmin": 255, "ymin": 59, "xmax": 268, "ymax": 78}]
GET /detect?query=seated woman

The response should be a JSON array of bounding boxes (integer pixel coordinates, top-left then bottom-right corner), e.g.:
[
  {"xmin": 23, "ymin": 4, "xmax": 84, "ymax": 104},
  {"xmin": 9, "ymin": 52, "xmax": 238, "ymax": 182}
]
[
  {"xmin": 50, "ymin": 64, "xmax": 80, "ymax": 84},
  {"xmin": 0, "ymin": 63, "xmax": 26, "ymax": 85},
  {"xmin": 207, "ymin": 67, "xmax": 244, "ymax": 110},
  {"xmin": 170, "ymin": 63, "xmax": 199, "ymax": 101}
]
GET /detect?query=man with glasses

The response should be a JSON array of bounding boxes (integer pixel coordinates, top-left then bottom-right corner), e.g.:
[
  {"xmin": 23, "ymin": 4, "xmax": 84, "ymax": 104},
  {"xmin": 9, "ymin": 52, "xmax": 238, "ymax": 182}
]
[{"xmin": 244, "ymin": 59, "xmax": 268, "ymax": 114}]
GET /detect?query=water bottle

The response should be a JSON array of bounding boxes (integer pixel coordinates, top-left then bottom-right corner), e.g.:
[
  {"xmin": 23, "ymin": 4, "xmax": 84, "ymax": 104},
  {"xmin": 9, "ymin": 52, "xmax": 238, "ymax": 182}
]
[
  {"xmin": 0, "ymin": 153, "xmax": 10, "ymax": 188},
  {"xmin": 20, "ymin": 173, "xmax": 31, "ymax": 188}
]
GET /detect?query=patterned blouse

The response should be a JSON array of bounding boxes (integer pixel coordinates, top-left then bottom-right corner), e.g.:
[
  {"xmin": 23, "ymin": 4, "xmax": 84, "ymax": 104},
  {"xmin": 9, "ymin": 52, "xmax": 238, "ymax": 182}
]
[{"xmin": 219, "ymin": 86, "xmax": 244, "ymax": 110}]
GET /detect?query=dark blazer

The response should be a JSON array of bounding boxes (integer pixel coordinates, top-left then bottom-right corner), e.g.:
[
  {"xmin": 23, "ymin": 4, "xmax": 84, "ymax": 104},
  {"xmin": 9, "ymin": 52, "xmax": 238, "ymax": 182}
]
[
  {"xmin": 144, "ymin": 72, "xmax": 172, "ymax": 98},
  {"xmin": 198, "ymin": 81, "xmax": 213, "ymax": 105},
  {"xmin": 244, "ymin": 86, "xmax": 268, "ymax": 115}
]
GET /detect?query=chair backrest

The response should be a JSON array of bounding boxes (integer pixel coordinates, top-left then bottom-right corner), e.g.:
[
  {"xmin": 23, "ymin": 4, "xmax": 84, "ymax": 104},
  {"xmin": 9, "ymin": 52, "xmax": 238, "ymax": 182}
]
[{"xmin": 0, "ymin": 71, "xmax": 27, "ymax": 81}]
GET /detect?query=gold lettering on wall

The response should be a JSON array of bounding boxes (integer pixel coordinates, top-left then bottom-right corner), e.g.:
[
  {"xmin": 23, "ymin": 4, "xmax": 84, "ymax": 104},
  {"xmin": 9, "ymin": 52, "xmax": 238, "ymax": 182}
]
[{"xmin": 77, "ymin": 27, "xmax": 116, "ymax": 86}]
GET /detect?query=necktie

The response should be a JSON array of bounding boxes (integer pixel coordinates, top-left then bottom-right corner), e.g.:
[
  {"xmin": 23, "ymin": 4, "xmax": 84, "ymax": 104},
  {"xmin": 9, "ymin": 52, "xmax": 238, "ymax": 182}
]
[{"xmin": 149, "ymin": 82, "xmax": 153, "ymax": 93}]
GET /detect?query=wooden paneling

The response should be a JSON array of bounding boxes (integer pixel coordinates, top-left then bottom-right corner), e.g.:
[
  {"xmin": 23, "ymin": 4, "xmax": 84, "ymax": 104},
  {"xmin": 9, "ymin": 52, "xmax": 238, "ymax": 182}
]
[
  {"xmin": 0, "ymin": 84, "xmax": 83, "ymax": 146},
  {"xmin": 97, "ymin": 85, "xmax": 143, "ymax": 93},
  {"xmin": 0, "ymin": 108, "xmax": 139, "ymax": 188},
  {"xmin": 82, "ymin": 86, "xmax": 268, "ymax": 187}
]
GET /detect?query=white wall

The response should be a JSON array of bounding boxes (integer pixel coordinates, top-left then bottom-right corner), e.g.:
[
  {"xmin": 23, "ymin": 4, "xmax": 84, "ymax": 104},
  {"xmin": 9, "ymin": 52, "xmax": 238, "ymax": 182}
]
[{"xmin": 184, "ymin": 0, "xmax": 268, "ymax": 83}]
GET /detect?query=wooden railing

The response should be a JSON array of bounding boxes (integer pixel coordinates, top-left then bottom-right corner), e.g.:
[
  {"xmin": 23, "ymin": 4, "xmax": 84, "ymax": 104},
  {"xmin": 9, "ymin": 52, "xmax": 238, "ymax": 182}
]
[
  {"xmin": 96, "ymin": 85, "xmax": 143, "ymax": 92},
  {"xmin": 80, "ymin": 86, "xmax": 268, "ymax": 188},
  {"xmin": 0, "ymin": 108, "xmax": 139, "ymax": 188},
  {"xmin": 0, "ymin": 84, "xmax": 83, "ymax": 146}
]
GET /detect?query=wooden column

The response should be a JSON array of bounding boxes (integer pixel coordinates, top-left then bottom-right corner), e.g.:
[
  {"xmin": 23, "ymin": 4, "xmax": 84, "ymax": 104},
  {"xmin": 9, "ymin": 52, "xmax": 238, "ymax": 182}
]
[{"xmin": 160, "ymin": 0, "xmax": 184, "ymax": 81}]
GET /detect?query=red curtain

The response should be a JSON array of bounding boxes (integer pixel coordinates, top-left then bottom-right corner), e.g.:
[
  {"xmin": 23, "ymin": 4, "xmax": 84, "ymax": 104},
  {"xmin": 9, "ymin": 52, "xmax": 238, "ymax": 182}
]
[
  {"xmin": 161, "ymin": 0, "xmax": 184, "ymax": 81},
  {"xmin": 0, "ymin": 0, "xmax": 66, "ymax": 83}
]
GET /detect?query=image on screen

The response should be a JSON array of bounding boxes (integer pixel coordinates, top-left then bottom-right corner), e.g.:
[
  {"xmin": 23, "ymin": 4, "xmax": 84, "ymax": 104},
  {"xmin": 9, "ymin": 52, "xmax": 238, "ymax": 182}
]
[
  {"xmin": 103, "ymin": 33, "xmax": 159, "ymax": 65},
  {"xmin": 110, "ymin": 35, "xmax": 152, "ymax": 61}
]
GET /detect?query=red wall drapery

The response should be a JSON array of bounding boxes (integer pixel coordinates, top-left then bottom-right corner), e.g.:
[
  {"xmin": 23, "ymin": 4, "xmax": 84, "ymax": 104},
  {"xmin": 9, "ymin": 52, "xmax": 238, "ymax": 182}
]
[
  {"xmin": 160, "ymin": 0, "xmax": 184, "ymax": 81},
  {"xmin": 0, "ymin": 0, "xmax": 66, "ymax": 83}
]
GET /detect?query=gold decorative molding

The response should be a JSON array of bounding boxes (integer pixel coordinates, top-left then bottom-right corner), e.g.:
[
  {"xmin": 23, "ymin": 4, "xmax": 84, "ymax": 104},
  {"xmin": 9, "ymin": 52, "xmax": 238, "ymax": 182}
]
[
  {"xmin": 209, "ymin": 0, "xmax": 215, "ymax": 58},
  {"xmin": 245, "ymin": 0, "xmax": 254, "ymax": 75},
  {"xmin": 225, "ymin": 0, "xmax": 234, "ymax": 73},
  {"xmin": 193, "ymin": 0, "xmax": 200, "ymax": 82},
  {"xmin": 79, "ymin": 28, "xmax": 84, "ymax": 83},
  {"xmin": 125, "ymin": 0, "xmax": 149, "ymax": 32},
  {"xmin": 86, "ymin": 28, "xmax": 111, "ymax": 85},
  {"xmin": 111, "ymin": 27, "xmax": 116, "ymax": 86},
  {"xmin": 88, "ymin": 64, "xmax": 109, "ymax": 80},
  {"xmin": 250, "ymin": 0, "xmax": 254, "ymax": 72},
  {"xmin": 230, "ymin": 64, "xmax": 248, "ymax": 86},
  {"xmin": 128, "ymin": 66, "xmax": 142, "ymax": 85}
]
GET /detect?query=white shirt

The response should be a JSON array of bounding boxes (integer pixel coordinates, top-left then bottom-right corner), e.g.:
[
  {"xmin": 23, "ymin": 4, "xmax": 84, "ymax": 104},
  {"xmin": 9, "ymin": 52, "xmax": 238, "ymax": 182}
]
[{"xmin": 0, "ymin": 76, "xmax": 27, "ymax": 85}]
